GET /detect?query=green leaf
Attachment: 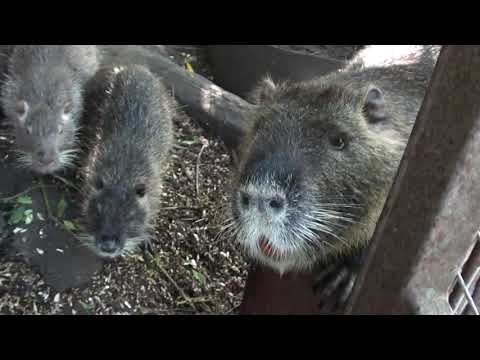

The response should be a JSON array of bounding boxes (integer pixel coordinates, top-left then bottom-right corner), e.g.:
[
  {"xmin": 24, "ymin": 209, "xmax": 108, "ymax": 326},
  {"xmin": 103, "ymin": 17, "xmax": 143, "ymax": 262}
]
[
  {"xmin": 63, "ymin": 220, "xmax": 77, "ymax": 232},
  {"xmin": 78, "ymin": 301, "xmax": 94, "ymax": 313},
  {"xmin": 16, "ymin": 195, "xmax": 32, "ymax": 205},
  {"xmin": 57, "ymin": 196, "xmax": 68, "ymax": 219},
  {"xmin": 37, "ymin": 212, "xmax": 45, "ymax": 221},
  {"xmin": 180, "ymin": 138, "xmax": 201, "ymax": 146},
  {"xmin": 75, "ymin": 223, "xmax": 86, "ymax": 232},
  {"xmin": 8, "ymin": 206, "xmax": 26, "ymax": 225},
  {"xmin": 192, "ymin": 270, "xmax": 206, "ymax": 286},
  {"xmin": 24, "ymin": 210, "xmax": 34, "ymax": 225},
  {"xmin": 185, "ymin": 61, "xmax": 195, "ymax": 74}
]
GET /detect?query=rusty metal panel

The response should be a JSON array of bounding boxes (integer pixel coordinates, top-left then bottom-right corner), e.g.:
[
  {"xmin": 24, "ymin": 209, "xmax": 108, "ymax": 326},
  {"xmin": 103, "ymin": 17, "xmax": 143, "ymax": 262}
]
[
  {"xmin": 239, "ymin": 265, "xmax": 321, "ymax": 315},
  {"xmin": 347, "ymin": 46, "xmax": 480, "ymax": 315}
]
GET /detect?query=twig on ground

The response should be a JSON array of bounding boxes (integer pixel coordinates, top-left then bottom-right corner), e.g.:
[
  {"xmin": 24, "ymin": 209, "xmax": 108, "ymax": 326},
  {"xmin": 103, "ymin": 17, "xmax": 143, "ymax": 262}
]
[
  {"xmin": 195, "ymin": 137, "xmax": 209, "ymax": 196},
  {"xmin": 39, "ymin": 179, "xmax": 53, "ymax": 221},
  {"xmin": 152, "ymin": 258, "xmax": 198, "ymax": 312}
]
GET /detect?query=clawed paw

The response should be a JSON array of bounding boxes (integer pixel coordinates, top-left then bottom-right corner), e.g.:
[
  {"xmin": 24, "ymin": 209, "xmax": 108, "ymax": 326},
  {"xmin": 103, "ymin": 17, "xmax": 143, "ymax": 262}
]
[{"xmin": 313, "ymin": 263, "xmax": 358, "ymax": 313}]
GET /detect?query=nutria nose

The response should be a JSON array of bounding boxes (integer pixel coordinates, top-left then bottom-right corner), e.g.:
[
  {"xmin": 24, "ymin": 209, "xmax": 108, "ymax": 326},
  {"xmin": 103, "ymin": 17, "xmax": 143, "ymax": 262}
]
[
  {"xmin": 100, "ymin": 235, "xmax": 120, "ymax": 253},
  {"xmin": 239, "ymin": 191, "xmax": 286, "ymax": 216},
  {"xmin": 37, "ymin": 150, "xmax": 55, "ymax": 165}
]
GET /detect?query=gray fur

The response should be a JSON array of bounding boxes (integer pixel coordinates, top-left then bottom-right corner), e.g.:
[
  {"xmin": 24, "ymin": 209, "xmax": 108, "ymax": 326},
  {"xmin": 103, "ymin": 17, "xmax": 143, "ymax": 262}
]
[
  {"xmin": 0, "ymin": 45, "xmax": 99, "ymax": 174},
  {"xmin": 80, "ymin": 64, "xmax": 175, "ymax": 259}
]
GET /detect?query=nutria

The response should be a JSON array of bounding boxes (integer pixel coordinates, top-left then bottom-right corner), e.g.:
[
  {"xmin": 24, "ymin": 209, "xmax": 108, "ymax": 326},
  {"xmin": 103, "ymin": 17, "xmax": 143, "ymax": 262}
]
[
  {"xmin": 0, "ymin": 45, "xmax": 99, "ymax": 174},
  {"xmin": 228, "ymin": 45, "xmax": 441, "ymax": 308},
  {"xmin": 79, "ymin": 64, "xmax": 175, "ymax": 258}
]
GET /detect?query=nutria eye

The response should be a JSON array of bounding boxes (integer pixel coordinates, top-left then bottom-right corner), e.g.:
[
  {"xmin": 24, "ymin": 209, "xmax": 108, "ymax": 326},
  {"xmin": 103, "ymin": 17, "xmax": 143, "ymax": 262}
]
[
  {"xmin": 330, "ymin": 135, "xmax": 346, "ymax": 150},
  {"xmin": 135, "ymin": 184, "xmax": 146, "ymax": 198},
  {"xmin": 269, "ymin": 198, "xmax": 284, "ymax": 210},
  {"xmin": 240, "ymin": 192, "xmax": 250, "ymax": 207},
  {"xmin": 95, "ymin": 178, "xmax": 104, "ymax": 190}
]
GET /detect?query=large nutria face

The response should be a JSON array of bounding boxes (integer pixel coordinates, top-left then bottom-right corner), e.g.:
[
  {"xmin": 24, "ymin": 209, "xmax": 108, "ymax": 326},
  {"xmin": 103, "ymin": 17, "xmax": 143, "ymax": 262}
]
[
  {"xmin": 81, "ymin": 176, "xmax": 150, "ymax": 259},
  {"xmin": 2, "ymin": 67, "xmax": 81, "ymax": 174},
  {"xmin": 230, "ymin": 76, "xmax": 405, "ymax": 275}
]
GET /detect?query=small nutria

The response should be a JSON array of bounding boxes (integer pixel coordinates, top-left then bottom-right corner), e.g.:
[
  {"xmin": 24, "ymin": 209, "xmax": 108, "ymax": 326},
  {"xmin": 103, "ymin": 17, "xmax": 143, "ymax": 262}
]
[
  {"xmin": 228, "ymin": 45, "xmax": 441, "ymax": 307},
  {"xmin": 79, "ymin": 64, "xmax": 175, "ymax": 259},
  {"xmin": 0, "ymin": 45, "xmax": 99, "ymax": 174}
]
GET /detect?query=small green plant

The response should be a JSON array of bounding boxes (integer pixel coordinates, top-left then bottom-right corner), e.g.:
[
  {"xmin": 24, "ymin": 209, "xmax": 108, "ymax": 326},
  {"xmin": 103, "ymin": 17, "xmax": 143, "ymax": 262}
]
[
  {"xmin": 2, "ymin": 190, "xmax": 83, "ymax": 235},
  {"xmin": 78, "ymin": 300, "xmax": 95, "ymax": 314},
  {"xmin": 8, "ymin": 206, "xmax": 26, "ymax": 225},
  {"xmin": 63, "ymin": 220, "xmax": 78, "ymax": 232},
  {"xmin": 183, "ymin": 53, "xmax": 195, "ymax": 75},
  {"xmin": 192, "ymin": 270, "xmax": 207, "ymax": 287},
  {"xmin": 24, "ymin": 209, "xmax": 34, "ymax": 224},
  {"xmin": 179, "ymin": 137, "xmax": 202, "ymax": 146},
  {"xmin": 54, "ymin": 196, "xmax": 83, "ymax": 234},
  {"xmin": 6, "ymin": 195, "xmax": 34, "ymax": 226},
  {"xmin": 16, "ymin": 195, "xmax": 33, "ymax": 205},
  {"xmin": 56, "ymin": 195, "xmax": 68, "ymax": 219}
]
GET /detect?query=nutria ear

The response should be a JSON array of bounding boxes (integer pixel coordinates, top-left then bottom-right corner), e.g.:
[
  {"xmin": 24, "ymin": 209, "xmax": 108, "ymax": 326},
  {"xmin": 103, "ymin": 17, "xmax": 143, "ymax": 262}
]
[
  {"xmin": 62, "ymin": 101, "xmax": 73, "ymax": 124},
  {"xmin": 64, "ymin": 100, "xmax": 73, "ymax": 115},
  {"xmin": 363, "ymin": 85, "xmax": 387, "ymax": 123},
  {"xmin": 250, "ymin": 75, "xmax": 278, "ymax": 104},
  {"xmin": 15, "ymin": 100, "xmax": 29, "ymax": 125}
]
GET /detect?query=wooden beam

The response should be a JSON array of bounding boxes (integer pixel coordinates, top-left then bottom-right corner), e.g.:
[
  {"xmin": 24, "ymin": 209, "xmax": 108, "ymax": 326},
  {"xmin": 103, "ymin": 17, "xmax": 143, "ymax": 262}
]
[{"xmin": 98, "ymin": 45, "xmax": 256, "ymax": 151}]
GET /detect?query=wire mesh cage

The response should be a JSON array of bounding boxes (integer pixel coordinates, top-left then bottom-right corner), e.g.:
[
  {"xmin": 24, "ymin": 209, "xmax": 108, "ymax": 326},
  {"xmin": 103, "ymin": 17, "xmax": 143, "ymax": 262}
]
[{"xmin": 449, "ymin": 232, "xmax": 480, "ymax": 315}]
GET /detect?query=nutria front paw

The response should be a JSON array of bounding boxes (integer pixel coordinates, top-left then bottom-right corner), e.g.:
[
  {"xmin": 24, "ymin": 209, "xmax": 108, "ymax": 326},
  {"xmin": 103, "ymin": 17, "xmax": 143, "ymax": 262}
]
[{"xmin": 313, "ymin": 251, "xmax": 366, "ymax": 314}]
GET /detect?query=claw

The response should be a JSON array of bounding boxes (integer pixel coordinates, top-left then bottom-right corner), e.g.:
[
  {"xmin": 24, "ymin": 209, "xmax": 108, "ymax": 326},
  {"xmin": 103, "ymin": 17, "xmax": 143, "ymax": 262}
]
[
  {"xmin": 140, "ymin": 240, "xmax": 154, "ymax": 260},
  {"xmin": 312, "ymin": 264, "xmax": 337, "ymax": 292},
  {"xmin": 313, "ymin": 250, "xmax": 366, "ymax": 313},
  {"xmin": 338, "ymin": 273, "xmax": 357, "ymax": 306},
  {"xmin": 319, "ymin": 267, "xmax": 350, "ymax": 300}
]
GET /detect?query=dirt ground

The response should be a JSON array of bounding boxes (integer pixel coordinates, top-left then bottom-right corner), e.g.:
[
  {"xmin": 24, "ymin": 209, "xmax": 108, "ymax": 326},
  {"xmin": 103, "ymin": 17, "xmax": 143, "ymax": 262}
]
[{"xmin": 0, "ymin": 109, "xmax": 248, "ymax": 315}]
